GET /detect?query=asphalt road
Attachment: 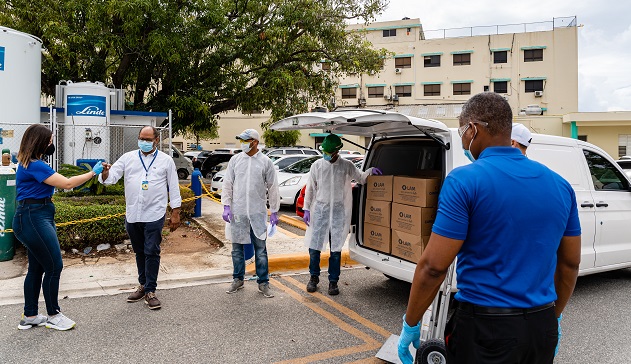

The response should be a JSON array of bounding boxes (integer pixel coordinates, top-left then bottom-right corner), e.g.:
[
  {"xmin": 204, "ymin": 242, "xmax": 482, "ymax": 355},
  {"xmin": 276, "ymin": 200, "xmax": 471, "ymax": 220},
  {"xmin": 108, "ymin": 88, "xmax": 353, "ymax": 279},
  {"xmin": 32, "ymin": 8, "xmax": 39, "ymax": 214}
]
[{"xmin": 2, "ymin": 267, "xmax": 631, "ymax": 363}]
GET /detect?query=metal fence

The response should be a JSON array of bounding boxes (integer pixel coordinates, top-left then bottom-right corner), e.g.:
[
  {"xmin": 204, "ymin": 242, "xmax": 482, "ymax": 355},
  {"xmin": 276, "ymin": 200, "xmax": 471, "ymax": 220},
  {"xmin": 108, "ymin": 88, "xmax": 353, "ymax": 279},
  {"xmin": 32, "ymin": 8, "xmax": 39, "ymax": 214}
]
[{"xmin": 0, "ymin": 121, "xmax": 171, "ymax": 170}]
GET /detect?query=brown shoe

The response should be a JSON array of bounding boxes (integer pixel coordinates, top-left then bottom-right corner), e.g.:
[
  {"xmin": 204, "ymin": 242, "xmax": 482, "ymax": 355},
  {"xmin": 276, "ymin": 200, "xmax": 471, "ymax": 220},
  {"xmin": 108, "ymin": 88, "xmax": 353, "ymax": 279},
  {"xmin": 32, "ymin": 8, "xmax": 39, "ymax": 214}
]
[
  {"xmin": 127, "ymin": 285, "xmax": 145, "ymax": 302},
  {"xmin": 144, "ymin": 292, "xmax": 161, "ymax": 310}
]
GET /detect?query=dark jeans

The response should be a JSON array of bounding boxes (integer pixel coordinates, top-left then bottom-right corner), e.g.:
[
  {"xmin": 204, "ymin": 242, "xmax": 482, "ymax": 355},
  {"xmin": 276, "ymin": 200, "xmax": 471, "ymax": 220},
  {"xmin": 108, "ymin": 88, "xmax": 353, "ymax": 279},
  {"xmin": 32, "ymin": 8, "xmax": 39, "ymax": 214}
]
[
  {"xmin": 309, "ymin": 245, "xmax": 341, "ymax": 283},
  {"xmin": 231, "ymin": 227, "xmax": 269, "ymax": 284},
  {"xmin": 445, "ymin": 301, "xmax": 557, "ymax": 364},
  {"xmin": 125, "ymin": 215, "xmax": 165, "ymax": 293},
  {"xmin": 13, "ymin": 201, "xmax": 63, "ymax": 316}
]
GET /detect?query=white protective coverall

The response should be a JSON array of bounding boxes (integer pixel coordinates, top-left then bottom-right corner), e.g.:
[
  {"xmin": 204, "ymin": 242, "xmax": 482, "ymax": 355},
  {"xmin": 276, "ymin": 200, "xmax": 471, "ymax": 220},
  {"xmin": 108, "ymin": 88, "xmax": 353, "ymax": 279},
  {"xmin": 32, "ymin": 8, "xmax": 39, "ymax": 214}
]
[
  {"xmin": 221, "ymin": 151, "xmax": 280, "ymax": 243},
  {"xmin": 304, "ymin": 157, "xmax": 372, "ymax": 252}
]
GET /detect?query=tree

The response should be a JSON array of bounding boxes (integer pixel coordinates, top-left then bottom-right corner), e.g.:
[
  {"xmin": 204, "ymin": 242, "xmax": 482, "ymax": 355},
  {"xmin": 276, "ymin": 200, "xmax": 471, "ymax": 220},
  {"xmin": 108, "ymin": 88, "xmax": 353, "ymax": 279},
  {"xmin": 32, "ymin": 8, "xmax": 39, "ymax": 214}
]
[
  {"xmin": 262, "ymin": 129, "xmax": 301, "ymax": 148},
  {"xmin": 0, "ymin": 0, "xmax": 389, "ymax": 133}
]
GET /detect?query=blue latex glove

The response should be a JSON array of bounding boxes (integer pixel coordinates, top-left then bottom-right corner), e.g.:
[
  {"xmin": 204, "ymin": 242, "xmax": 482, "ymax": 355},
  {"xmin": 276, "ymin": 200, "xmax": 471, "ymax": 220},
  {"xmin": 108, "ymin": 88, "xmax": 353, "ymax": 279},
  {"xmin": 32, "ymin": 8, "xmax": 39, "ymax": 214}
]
[
  {"xmin": 397, "ymin": 314, "xmax": 421, "ymax": 364},
  {"xmin": 371, "ymin": 167, "xmax": 383, "ymax": 175},
  {"xmin": 92, "ymin": 162, "xmax": 104, "ymax": 176},
  {"xmin": 270, "ymin": 212, "xmax": 279, "ymax": 226},
  {"xmin": 222, "ymin": 205, "xmax": 233, "ymax": 223},
  {"xmin": 303, "ymin": 210, "xmax": 310, "ymax": 226},
  {"xmin": 555, "ymin": 314, "xmax": 562, "ymax": 356}
]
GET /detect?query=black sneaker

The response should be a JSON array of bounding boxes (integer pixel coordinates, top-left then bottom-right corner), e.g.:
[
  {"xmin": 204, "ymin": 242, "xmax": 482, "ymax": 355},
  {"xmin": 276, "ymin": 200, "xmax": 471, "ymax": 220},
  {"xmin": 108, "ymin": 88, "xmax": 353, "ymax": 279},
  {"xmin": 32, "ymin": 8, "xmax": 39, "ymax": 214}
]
[
  {"xmin": 306, "ymin": 275, "xmax": 319, "ymax": 293},
  {"xmin": 328, "ymin": 282, "xmax": 339, "ymax": 296}
]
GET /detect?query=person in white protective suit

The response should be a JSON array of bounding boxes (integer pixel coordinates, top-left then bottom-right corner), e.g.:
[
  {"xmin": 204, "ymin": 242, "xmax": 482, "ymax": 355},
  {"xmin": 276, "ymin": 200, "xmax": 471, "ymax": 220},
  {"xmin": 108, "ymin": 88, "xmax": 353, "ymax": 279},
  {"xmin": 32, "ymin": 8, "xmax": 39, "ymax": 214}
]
[
  {"xmin": 221, "ymin": 129, "xmax": 280, "ymax": 298},
  {"xmin": 303, "ymin": 134, "xmax": 382, "ymax": 295}
]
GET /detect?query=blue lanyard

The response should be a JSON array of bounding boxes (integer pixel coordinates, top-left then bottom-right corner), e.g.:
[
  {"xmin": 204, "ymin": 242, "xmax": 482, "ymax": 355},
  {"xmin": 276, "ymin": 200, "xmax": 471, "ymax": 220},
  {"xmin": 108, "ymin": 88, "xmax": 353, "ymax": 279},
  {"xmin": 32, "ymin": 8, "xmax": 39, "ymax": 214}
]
[{"xmin": 139, "ymin": 150, "xmax": 158, "ymax": 178}]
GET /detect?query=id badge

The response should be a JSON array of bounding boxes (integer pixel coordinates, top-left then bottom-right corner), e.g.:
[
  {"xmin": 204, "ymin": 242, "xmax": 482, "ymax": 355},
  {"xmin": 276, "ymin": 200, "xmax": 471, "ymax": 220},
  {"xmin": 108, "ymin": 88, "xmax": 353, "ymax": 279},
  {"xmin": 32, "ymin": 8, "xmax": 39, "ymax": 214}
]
[{"xmin": 141, "ymin": 180, "xmax": 149, "ymax": 190}]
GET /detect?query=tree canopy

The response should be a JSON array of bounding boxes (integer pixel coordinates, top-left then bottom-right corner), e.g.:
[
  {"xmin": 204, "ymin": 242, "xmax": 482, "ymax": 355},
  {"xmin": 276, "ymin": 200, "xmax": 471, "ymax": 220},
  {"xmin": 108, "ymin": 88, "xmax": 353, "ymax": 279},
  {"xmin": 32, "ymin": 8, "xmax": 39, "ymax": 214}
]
[{"xmin": 0, "ymin": 0, "xmax": 389, "ymax": 135}]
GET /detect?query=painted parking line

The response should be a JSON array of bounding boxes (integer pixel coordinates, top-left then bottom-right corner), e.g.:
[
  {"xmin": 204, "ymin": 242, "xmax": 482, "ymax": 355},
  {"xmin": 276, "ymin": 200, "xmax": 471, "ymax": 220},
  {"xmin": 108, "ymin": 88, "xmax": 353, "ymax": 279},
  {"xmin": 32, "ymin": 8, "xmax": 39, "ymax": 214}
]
[{"xmin": 270, "ymin": 276, "xmax": 392, "ymax": 363}]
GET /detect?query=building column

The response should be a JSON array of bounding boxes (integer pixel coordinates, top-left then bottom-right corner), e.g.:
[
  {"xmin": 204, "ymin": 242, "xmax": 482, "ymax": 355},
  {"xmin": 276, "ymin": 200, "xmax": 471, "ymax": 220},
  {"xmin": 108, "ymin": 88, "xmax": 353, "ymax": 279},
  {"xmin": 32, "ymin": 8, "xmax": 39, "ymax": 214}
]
[{"xmin": 570, "ymin": 121, "xmax": 578, "ymax": 139}]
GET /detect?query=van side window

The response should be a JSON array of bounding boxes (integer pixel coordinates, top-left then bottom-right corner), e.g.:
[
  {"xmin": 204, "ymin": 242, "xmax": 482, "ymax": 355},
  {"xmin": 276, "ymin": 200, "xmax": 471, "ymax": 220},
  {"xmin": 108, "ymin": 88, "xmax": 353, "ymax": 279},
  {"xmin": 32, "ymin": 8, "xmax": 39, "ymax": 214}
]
[{"xmin": 583, "ymin": 150, "xmax": 629, "ymax": 191}]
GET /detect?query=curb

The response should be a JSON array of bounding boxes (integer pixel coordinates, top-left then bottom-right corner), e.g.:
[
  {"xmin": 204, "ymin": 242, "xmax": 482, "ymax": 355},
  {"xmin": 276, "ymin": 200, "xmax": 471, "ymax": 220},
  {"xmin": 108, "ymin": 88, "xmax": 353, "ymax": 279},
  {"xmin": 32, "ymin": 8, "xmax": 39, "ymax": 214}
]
[{"xmin": 278, "ymin": 214, "xmax": 307, "ymax": 231}]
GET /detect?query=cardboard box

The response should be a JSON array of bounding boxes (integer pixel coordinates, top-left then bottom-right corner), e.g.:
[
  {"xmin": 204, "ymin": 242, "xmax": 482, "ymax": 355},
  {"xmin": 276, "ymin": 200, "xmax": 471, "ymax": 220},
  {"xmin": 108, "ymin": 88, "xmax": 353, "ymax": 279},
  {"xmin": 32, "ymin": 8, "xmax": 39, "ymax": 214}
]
[
  {"xmin": 393, "ymin": 176, "xmax": 440, "ymax": 207},
  {"xmin": 363, "ymin": 223, "xmax": 391, "ymax": 254},
  {"xmin": 391, "ymin": 230, "xmax": 429, "ymax": 263},
  {"xmin": 391, "ymin": 203, "xmax": 436, "ymax": 236},
  {"xmin": 366, "ymin": 175, "xmax": 394, "ymax": 202},
  {"xmin": 364, "ymin": 199, "xmax": 391, "ymax": 228}
]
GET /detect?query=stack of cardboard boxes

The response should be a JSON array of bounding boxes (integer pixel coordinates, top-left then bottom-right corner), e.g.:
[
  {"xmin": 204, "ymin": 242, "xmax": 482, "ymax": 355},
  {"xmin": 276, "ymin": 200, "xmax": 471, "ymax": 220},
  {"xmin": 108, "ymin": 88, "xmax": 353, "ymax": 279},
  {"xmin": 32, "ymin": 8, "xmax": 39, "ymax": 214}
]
[{"xmin": 363, "ymin": 175, "xmax": 440, "ymax": 263}]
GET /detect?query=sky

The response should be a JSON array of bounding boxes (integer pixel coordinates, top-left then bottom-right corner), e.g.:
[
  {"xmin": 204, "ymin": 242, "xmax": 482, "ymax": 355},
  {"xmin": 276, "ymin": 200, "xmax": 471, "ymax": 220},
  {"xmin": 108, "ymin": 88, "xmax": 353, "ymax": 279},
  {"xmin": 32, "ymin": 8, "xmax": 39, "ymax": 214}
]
[{"xmin": 374, "ymin": 0, "xmax": 631, "ymax": 112}]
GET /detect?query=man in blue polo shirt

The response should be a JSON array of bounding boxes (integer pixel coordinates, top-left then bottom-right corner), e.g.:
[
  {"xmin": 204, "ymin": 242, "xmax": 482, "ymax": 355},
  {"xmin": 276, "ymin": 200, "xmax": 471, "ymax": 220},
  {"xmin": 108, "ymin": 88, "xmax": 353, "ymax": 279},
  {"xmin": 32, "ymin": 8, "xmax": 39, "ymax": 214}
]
[{"xmin": 398, "ymin": 92, "xmax": 581, "ymax": 364}]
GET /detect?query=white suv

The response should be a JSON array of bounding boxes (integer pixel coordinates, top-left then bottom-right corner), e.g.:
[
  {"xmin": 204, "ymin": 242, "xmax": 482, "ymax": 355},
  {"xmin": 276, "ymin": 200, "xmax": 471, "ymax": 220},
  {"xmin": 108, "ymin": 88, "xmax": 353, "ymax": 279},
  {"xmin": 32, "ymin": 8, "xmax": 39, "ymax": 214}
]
[{"xmin": 266, "ymin": 147, "xmax": 321, "ymax": 157}]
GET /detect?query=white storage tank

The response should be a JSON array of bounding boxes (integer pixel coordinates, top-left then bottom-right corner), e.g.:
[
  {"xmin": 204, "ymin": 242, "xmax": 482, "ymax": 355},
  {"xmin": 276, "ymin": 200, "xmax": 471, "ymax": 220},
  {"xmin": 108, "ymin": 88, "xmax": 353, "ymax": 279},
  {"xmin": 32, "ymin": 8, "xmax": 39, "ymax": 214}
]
[
  {"xmin": 61, "ymin": 81, "xmax": 111, "ymax": 166},
  {"xmin": 0, "ymin": 27, "xmax": 42, "ymax": 153}
]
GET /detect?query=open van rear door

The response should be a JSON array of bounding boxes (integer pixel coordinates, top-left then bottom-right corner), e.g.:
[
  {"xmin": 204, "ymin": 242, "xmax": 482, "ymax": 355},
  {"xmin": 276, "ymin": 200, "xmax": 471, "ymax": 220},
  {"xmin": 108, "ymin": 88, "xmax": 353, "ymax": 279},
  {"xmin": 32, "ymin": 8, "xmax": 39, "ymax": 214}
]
[{"xmin": 269, "ymin": 109, "xmax": 450, "ymax": 138}]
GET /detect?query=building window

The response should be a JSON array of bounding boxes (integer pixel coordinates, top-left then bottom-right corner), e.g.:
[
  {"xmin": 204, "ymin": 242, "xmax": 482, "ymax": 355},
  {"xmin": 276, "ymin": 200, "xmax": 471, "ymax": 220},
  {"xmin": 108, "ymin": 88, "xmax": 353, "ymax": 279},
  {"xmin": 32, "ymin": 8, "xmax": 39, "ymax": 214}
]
[
  {"xmin": 578, "ymin": 135, "xmax": 588, "ymax": 142},
  {"xmin": 453, "ymin": 53, "xmax": 471, "ymax": 66},
  {"xmin": 383, "ymin": 29, "xmax": 396, "ymax": 37},
  {"xmin": 395, "ymin": 57, "xmax": 412, "ymax": 68},
  {"xmin": 424, "ymin": 55, "xmax": 441, "ymax": 67},
  {"xmin": 524, "ymin": 49, "xmax": 543, "ymax": 62},
  {"xmin": 424, "ymin": 84, "xmax": 440, "ymax": 96},
  {"xmin": 494, "ymin": 81, "xmax": 508, "ymax": 94},
  {"xmin": 525, "ymin": 80, "xmax": 544, "ymax": 93},
  {"xmin": 321, "ymin": 62, "xmax": 330, "ymax": 71},
  {"xmin": 341, "ymin": 88, "xmax": 357, "ymax": 99},
  {"xmin": 368, "ymin": 86, "xmax": 385, "ymax": 98},
  {"xmin": 453, "ymin": 83, "xmax": 471, "ymax": 95},
  {"xmin": 619, "ymin": 135, "xmax": 631, "ymax": 157},
  {"xmin": 494, "ymin": 51, "xmax": 508, "ymax": 64},
  {"xmin": 395, "ymin": 85, "xmax": 412, "ymax": 97}
]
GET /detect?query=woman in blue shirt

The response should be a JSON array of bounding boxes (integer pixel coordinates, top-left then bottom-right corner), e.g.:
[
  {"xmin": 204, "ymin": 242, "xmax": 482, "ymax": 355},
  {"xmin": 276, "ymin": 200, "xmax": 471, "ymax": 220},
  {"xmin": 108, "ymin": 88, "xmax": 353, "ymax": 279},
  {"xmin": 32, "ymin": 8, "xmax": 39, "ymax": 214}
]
[{"xmin": 14, "ymin": 124, "xmax": 103, "ymax": 331}]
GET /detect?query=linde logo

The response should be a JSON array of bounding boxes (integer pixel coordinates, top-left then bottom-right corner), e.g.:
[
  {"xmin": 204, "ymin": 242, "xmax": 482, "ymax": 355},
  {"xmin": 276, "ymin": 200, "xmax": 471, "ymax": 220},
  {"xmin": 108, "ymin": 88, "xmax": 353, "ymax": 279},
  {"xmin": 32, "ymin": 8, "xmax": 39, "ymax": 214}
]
[
  {"xmin": 0, "ymin": 197, "xmax": 5, "ymax": 237},
  {"xmin": 399, "ymin": 212, "xmax": 412, "ymax": 219},
  {"xmin": 75, "ymin": 106, "xmax": 105, "ymax": 116},
  {"xmin": 401, "ymin": 185, "xmax": 416, "ymax": 191},
  {"xmin": 370, "ymin": 206, "xmax": 381, "ymax": 212},
  {"xmin": 370, "ymin": 230, "xmax": 382, "ymax": 237},
  {"xmin": 398, "ymin": 238, "xmax": 411, "ymax": 247},
  {"xmin": 67, "ymin": 95, "xmax": 106, "ymax": 117},
  {"xmin": 373, "ymin": 182, "xmax": 384, "ymax": 188}
]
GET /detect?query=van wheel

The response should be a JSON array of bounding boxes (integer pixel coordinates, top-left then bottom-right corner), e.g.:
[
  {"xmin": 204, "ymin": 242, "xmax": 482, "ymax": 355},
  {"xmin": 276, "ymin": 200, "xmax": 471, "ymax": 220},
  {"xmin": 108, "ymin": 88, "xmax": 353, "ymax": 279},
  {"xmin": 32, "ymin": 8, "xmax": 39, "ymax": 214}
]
[
  {"xmin": 415, "ymin": 339, "xmax": 447, "ymax": 364},
  {"xmin": 177, "ymin": 168, "xmax": 189, "ymax": 180}
]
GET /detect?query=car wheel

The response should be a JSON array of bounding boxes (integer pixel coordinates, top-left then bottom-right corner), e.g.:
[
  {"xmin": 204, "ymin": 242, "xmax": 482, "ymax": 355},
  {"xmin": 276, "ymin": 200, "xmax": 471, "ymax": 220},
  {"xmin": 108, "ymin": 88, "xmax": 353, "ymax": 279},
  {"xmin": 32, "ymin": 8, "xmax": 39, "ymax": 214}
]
[
  {"xmin": 177, "ymin": 168, "xmax": 189, "ymax": 180},
  {"xmin": 293, "ymin": 190, "xmax": 301, "ymax": 208}
]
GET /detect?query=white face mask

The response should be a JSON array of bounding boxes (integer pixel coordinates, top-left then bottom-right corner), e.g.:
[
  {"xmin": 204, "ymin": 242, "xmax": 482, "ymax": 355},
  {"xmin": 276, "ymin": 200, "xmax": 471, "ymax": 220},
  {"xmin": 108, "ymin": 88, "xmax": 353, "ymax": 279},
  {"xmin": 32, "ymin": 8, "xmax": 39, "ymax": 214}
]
[{"xmin": 240, "ymin": 141, "xmax": 253, "ymax": 153}]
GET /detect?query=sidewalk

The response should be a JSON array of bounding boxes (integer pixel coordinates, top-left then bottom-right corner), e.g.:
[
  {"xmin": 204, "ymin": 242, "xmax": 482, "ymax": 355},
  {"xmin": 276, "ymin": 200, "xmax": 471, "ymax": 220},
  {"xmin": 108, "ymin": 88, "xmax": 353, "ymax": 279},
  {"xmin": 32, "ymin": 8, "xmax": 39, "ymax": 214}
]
[{"xmin": 0, "ymin": 196, "xmax": 358, "ymax": 306}]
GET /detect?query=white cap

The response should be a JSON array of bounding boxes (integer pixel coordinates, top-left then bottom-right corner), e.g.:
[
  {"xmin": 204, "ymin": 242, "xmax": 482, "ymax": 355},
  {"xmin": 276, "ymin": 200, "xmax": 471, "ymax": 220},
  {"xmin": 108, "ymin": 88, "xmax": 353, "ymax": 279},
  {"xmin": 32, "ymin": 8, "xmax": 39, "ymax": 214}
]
[
  {"xmin": 511, "ymin": 123, "xmax": 532, "ymax": 147},
  {"xmin": 236, "ymin": 129, "xmax": 260, "ymax": 141}
]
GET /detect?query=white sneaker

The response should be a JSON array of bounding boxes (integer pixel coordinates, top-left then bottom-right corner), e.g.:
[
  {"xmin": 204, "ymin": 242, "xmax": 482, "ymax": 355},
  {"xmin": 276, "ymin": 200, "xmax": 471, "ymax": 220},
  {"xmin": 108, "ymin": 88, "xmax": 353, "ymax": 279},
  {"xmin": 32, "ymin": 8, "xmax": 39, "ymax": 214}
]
[
  {"xmin": 17, "ymin": 314, "xmax": 48, "ymax": 330},
  {"xmin": 45, "ymin": 313, "xmax": 76, "ymax": 331}
]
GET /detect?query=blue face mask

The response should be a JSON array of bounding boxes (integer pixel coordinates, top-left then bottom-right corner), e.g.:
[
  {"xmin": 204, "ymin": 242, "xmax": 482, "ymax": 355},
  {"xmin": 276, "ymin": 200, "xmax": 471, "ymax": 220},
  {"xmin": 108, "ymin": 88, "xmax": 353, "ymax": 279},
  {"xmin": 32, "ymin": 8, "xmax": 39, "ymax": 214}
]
[
  {"xmin": 138, "ymin": 140, "xmax": 155, "ymax": 153},
  {"xmin": 463, "ymin": 149, "xmax": 475, "ymax": 162}
]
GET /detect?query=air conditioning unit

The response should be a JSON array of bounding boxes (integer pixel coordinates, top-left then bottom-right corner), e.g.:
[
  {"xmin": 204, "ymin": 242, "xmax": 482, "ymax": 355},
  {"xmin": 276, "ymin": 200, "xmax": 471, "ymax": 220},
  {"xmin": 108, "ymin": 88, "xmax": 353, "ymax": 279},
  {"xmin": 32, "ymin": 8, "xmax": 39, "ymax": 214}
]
[
  {"xmin": 359, "ymin": 97, "xmax": 367, "ymax": 105},
  {"xmin": 524, "ymin": 104, "xmax": 543, "ymax": 115},
  {"xmin": 384, "ymin": 95, "xmax": 392, "ymax": 100},
  {"xmin": 534, "ymin": 90, "xmax": 544, "ymax": 97},
  {"xmin": 392, "ymin": 94, "xmax": 399, "ymax": 102},
  {"xmin": 395, "ymin": 68, "xmax": 402, "ymax": 74}
]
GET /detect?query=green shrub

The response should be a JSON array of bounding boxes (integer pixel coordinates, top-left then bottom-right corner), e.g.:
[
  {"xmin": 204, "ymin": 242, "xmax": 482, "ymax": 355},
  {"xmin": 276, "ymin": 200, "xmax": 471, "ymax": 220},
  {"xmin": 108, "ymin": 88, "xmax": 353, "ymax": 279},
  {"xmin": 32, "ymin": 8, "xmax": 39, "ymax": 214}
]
[
  {"xmin": 54, "ymin": 197, "xmax": 127, "ymax": 250},
  {"xmin": 178, "ymin": 185, "xmax": 195, "ymax": 220}
]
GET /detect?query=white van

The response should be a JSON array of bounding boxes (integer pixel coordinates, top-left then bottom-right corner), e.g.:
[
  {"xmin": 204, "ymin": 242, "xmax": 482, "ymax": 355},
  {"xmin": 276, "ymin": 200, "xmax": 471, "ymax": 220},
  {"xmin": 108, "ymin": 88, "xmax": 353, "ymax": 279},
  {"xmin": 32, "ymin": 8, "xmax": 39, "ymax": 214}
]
[
  {"xmin": 171, "ymin": 146, "xmax": 194, "ymax": 180},
  {"xmin": 271, "ymin": 109, "xmax": 631, "ymax": 282}
]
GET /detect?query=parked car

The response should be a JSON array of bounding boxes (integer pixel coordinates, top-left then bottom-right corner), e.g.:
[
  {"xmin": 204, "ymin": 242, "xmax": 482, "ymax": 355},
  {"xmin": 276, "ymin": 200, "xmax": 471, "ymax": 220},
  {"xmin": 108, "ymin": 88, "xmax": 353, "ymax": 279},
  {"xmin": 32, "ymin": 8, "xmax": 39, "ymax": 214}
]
[
  {"xmin": 171, "ymin": 146, "xmax": 194, "ymax": 179},
  {"xmin": 214, "ymin": 148, "xmax": 242, "ymax": 154},
  {"xmin": 184, "ymin": 150, "xmax": 213, "ymax": 163},
  {"xmin": 276, "ymin": 156, "xmax": 321, "ymax": 206},
  {"xmin": 272, "ymin": 155, "xmax": 310, "ymax": 170},
  {"xmin": 200, "ymin": 153, "xmax": 234, "ymax": 178},
  {"xmin": 339, "ymin": 150, "xmax": 362, "ymax": 155},
  {"xmin": 209, "ymin": 162, "xmax": 230, "ymax": 195},
  {"xmin": 266, "ymin": 147, "xmax": 321, "ymax": 157},
  {"xmin": 272, "ymin": 109, "xmax": 631, "ymax": 284},
  {"xmin": 617, "ymin": 159, "xmax": 631, "ymax": 178}
]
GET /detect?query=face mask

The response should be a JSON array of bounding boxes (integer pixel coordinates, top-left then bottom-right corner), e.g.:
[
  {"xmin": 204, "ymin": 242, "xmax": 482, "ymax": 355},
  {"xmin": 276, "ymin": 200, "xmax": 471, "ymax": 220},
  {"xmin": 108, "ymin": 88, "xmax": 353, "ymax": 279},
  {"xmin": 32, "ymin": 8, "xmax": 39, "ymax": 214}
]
[
  {"xmin": 138, "ymin": 140, "xmax": 155, "ymax": 153},
  {"xmin": 44, "ymin": 143, "xmax": 55, "ymax": 156},
  {"xmin": 323, "ymin": 152, "xmax": 334, "ymax": 162},
  {"xmin": 462, "ymin": 123, "xmax": 477, "ymax": 162},
  {"xmin": 240, "ymin": 141, "xmax": 253, "ymax": 153}
]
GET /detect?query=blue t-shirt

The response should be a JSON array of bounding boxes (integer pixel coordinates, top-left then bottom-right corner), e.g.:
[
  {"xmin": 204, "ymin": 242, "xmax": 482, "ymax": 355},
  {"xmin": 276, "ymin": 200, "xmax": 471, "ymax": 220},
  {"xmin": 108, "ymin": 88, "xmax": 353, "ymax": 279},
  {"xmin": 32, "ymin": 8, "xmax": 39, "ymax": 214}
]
[
  {"xmin": 432, "ymin": 147, "xmax": 581, "ymax": 308},
  {"xmin": 16, "ymin": 160, "xmax": 55, "ymax": 201}
]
